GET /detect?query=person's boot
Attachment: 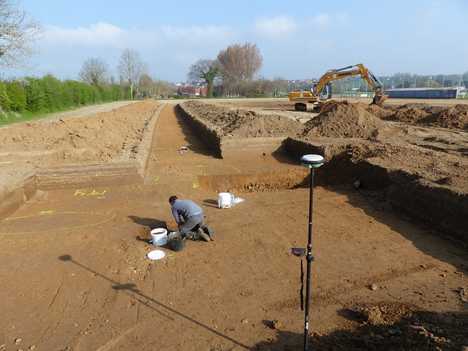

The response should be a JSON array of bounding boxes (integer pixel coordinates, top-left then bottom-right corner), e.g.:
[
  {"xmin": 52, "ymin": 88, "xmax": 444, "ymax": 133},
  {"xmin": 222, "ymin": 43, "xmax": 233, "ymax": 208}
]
[
  {"xmin": 186, "ymin": 231, "xmax": 199, "ymax": 241},
  {"xmin": 197, "ymin": 228, "xmax": 211, "ymax": 242},
  {"xmin": 202, "ymin": 226, "xmax": 216, "ymax": 241}
]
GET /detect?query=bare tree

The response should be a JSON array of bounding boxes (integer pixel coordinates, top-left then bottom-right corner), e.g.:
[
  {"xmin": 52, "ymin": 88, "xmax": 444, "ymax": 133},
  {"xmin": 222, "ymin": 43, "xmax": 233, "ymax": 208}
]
[
  {"xmin": 152, "ymin": 77, "xmax": 174, "ymax": 98},
  {"xmin": 272, "ymin": 76, "xmax": 288, "ymax": 97},
  {"xmin": 187, "ymin": 59, "xmax": 219, "ymax": 98},
  {"xmin": 462, "ymin": 71, "xmax": 468, "ymax": 88},
  {"xmin": 217, "ymin": 43, "xmax": 263, "ymax": 95},
  {"xmin": 0, "ymin": 0, "xmax": 44, "ymax": 71},
  {"xmin": 78, "ymin": 57, "xmax": 110, "ymax": 87},
  {"xmin": 117, "ymin": 48, "xmax": 149, "ymax": 99}
]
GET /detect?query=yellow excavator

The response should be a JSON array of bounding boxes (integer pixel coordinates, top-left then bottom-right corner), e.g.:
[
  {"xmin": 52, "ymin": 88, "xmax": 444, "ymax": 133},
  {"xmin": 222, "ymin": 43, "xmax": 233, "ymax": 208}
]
[{"xmin": 289, "ymin": 63, "xmax": 388, "ymax": 111}]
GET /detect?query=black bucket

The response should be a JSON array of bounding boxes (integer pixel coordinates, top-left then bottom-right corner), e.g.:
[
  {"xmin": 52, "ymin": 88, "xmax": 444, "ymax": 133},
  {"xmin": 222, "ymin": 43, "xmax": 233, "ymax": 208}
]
[{"xmin": 168, "ymin": 232, "xmax": 186, "ymax": 251}]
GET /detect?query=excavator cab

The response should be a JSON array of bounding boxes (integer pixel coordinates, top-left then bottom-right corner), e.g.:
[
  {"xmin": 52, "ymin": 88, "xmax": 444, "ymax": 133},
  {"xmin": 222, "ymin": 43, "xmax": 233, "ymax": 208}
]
[{"xmin": 314, "ymin": 81, "xmax": 332, "ymax": 100}]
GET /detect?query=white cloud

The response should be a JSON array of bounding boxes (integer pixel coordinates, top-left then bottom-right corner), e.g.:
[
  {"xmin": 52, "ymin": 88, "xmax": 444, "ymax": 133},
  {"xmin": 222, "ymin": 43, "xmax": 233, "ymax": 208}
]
[
  {"xmin": 252, "ymin": 15, "xmax": 298, "ymax": 39},
  {"xmin": 336, "ymin": 13, "xmax": 348, "ymax": 25},
  {"xmin": 307, "ymin": 13, "xmax": 348, "ymax": 29},
  {"xmin": 150, "ymin": 25, "xmax": 239, "ymax": 80},
  {"xmin": 161, "ymin": 25, "xmax": 238, "ymax": 49},
  {"xmin": 305, "ymin": 38, "xmax": 330, "ymax": 53},
  {"xmin": 309, "ymin": 14, "xmax": 331, "ymax": 28},
  {"xmin": 43, "ymin": 22, "xmax": 160, "ymax": 49}
]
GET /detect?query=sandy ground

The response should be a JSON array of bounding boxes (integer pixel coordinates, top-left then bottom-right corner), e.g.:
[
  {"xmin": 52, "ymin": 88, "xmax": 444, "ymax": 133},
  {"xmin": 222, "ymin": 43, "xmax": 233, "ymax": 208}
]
[{"xmin": 0, "ymin": 97, "xmax": 467, "ymax": 351}]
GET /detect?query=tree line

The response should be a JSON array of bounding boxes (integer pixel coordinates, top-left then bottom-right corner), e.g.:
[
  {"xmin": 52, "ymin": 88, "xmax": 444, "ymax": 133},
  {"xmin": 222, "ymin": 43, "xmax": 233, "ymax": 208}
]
[
  {"xmin": 0, "ymin": 38, "xmax": 286, "ymax": 117},
  {"xmin": 186, "ymin": 42, "xmax": 289, "ymax": 98},
  {"xmin": 78, "ymin": 50, "xmax": 174, "ymax": 100},
  {"xmin": 0, "ymin": 74, "xmax": 123, "ymax": 114},
  {"xmin": 79, "ymin": 43, "xmax": 287, "ymax": 100},
  {"xmin": 0, "ymin": 70, "xmax": 176, "ymax": 116}
]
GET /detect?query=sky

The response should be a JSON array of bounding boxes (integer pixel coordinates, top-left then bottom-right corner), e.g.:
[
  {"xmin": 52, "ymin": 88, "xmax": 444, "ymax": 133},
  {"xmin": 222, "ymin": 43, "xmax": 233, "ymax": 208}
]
[{"xmin": 4, "ymin": 0, "xmax": 468, "ymax": 83}]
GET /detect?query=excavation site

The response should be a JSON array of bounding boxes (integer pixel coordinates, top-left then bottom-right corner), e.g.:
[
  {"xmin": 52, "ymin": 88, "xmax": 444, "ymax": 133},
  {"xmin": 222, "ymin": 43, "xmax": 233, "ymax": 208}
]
[{"xmin": 0, "ymin": 97, "xmax": 467, "ymax": 350}]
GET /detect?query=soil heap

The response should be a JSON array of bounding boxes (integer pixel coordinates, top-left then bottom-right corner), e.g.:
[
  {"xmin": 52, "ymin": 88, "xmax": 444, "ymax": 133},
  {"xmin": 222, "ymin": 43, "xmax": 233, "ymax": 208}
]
[
  {"xmin": 385, "ymin": 103, "xmax": 468, "ymax": 129},
  {"xmin": 180, "ymin": 100, "xmax": 304, "ymax": 138},
  {"xmin": 302, "ymin": 100, "xmax": 392, "ymax": 140},
  {"xmin": 0, "ymin": 99, "xmax": 159, "ymax": 168}
]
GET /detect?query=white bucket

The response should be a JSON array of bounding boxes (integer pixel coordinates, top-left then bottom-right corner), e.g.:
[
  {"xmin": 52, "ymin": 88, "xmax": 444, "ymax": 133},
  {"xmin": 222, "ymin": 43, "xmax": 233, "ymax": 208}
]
[
  {"xmin": 151, "ymin": 228, "xmax": 168, "ymax": 246},
  {"xmin": 218, "ymin": 192, "xmax": 234, "ymax": 209}
]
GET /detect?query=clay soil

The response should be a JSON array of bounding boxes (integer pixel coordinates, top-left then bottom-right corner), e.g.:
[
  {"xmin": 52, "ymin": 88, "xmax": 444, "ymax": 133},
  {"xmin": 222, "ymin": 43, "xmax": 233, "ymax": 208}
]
[{"xmin": 0, "ymin": 97, "xmax": 467, "ymax": 351}]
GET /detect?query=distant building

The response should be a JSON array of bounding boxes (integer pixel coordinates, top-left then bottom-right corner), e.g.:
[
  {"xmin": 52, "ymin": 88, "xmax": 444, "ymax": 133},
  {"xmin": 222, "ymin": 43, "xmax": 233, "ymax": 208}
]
[
  {"xmin": 177, "ymin": 84, "xmax": 207, "ymax": 97},
  {"xmin": 198, "ymin": 87, "xmax": 207, "ymax": 96},
  {"xmin": 177, "ymin": 84, "xmax": 196, "ymax": 97},
  {"xmin": 386, "ymin": 87, "xmax": 466, "ymax": 99}
]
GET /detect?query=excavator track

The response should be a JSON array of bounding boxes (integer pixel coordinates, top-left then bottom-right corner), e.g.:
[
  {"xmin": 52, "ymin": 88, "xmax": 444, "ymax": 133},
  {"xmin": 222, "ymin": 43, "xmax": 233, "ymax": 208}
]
[{"xmin": 295, "ymin": 103, "xmax": 316, "ymax": 112}]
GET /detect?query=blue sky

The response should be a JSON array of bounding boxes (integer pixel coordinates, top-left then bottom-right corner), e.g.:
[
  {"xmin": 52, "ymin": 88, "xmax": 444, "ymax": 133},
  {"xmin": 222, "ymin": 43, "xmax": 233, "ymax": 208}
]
[{"xmin": 4, "ymin": 0, "xmax": 468, "ymax": 82}]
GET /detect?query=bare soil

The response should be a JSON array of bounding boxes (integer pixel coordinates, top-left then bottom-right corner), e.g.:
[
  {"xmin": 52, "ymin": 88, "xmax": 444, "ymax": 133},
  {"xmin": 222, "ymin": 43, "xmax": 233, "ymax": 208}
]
[{"xmin": 0, "ymin": 97, "xmax": 467, "ymax": 351}]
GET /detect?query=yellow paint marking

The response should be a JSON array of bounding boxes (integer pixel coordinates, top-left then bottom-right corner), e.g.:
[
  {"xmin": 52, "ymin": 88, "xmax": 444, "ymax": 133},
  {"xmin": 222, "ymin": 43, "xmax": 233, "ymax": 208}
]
[
  {"xmin": 225, "ymin": 165, "xmax": 241, "ymax": 173},
  {"xmin": 1, "ymin": 211, "xmax": 116, "ymax": 235},
  {"xmin": 196, "ymin": 164, "xmax": 241, "ymax": 174},
  {"xmin": 74, "ymin": 189, "xmax": 107, "ymax": 196}
]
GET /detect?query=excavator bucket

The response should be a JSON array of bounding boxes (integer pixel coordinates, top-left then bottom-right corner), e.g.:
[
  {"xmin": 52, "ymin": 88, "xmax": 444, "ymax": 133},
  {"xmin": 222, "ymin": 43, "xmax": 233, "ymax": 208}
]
[{"xmin": 371, "ymin": 93, "xmax": 388, "ymax": 106}]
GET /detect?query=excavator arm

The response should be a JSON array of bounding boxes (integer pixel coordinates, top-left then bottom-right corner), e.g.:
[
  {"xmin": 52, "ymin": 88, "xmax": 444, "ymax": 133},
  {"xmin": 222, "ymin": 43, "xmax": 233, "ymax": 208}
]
[{"xmin": 289, "ymin": 63, "xmax": 388, "ymax": 111}]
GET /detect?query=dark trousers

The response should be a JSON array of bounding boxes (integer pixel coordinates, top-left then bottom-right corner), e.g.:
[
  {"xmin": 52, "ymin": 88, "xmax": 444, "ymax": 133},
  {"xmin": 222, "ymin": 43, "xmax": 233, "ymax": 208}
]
[{"xmin": 179, "ymin": 213, "xmax": 205, "ymax": 234}]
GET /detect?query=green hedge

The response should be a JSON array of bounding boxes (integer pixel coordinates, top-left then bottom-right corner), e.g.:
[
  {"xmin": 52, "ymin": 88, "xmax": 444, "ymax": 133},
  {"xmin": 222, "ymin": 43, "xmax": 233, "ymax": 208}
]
[{"xmin": 0, "ymin": 74, "xmax": 124, "ymax": 116}]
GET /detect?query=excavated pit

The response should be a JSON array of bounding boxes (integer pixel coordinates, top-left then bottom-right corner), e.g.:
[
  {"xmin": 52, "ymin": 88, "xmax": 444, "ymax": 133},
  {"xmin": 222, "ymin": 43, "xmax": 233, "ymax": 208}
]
[
  {"xmin": 1, "ymin": 99, "xmax": 467, "ymax": 251},
  {"xmin": 179, "ymin": 99, "xmax": 468, "ymax": 250}
]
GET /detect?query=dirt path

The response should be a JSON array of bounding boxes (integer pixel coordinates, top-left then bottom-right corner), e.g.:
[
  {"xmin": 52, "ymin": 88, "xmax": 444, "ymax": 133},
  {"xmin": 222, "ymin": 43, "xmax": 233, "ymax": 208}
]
[
  {"xmin": 38, "ymin": 100, "xmax": 140, "ymax": 122},
  {"xmin": 0, "ymin": 101, "xmax": 467, "ymax": 350}
]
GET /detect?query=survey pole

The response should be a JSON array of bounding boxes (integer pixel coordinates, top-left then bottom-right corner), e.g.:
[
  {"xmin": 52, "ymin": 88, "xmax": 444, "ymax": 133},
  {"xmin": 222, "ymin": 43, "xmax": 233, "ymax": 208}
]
[{"xmin": 300, "ymin": 154, "xmax": 325, "ymax": 351}]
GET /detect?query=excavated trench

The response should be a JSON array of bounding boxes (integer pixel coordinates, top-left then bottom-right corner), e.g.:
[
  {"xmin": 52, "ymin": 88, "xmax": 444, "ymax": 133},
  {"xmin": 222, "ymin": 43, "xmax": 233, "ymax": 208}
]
[
  {"xmin": 178, "ymin": 102, "xmax": 468, "ymax": 250},
  {"xmin": 2, "ymin": 101, "xmax": 466, "ymax": 252},
  {"xmin": 196, "ymin": 138, "xmax": 468, "ymax": 250}
]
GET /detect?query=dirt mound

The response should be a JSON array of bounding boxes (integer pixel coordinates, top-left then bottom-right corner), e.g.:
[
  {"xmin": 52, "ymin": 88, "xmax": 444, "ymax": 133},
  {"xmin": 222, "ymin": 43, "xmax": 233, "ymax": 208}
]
[
  {"xmin": 426, "ymin": 104, "xmax": 468, "ymax": 129},
  {"xmin": 181, "ymin": 100, "xmax": 304, "ymax": 138},
  {"xmin": 365, "ymin": 104, "xmax": 394, "ymax": 119},
  {"xmin": 302, "ymin": 100, "xmax": 391, "ymax": 139},
  {"xmin": 383, "ymin": 103, "xmax": 468, "ymax": 129},
  {"xmin": 0, "ymin": 99, "xmax": 158, "ymax": 167},
  {"xmin": 394, "ymin": 105, "xmax": 429, "ymax": 123},
  {"xmin": 302, "ymin": 100, "xmax": 468, "ymax": 140}
]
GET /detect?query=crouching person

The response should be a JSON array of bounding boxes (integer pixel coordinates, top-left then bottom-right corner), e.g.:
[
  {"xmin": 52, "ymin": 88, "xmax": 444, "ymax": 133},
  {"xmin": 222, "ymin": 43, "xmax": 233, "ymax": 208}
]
[{"xmin": 168, "ymin": 195, "xmax": 216, "ymax": 242}]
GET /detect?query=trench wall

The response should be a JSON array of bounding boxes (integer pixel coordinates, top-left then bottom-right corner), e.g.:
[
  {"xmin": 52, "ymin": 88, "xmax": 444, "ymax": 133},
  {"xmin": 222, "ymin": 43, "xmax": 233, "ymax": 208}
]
[
  {"xmin": 197, "ymin": 168, "xmax": 309, "ymax": 194},
  {"xmin": 176, "ymin": 103, "xmax": 286, "ymax": 158},
  {"xmin": 0, "ymin": 165, "xmax": 37, "ymax": 219},
  {"xmin": 177, "ymin": 104, "xmax": 223, "ymax": 157}
]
